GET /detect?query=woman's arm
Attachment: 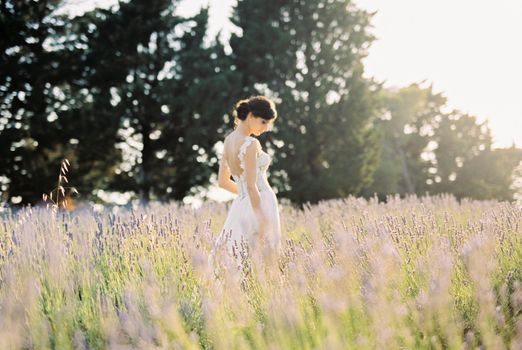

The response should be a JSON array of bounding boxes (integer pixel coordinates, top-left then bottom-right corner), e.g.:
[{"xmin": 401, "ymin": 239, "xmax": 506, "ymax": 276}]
[
  {"xmin": 218, "ymin": 152, "xmax": 238, "ymax": 194},
  {"xmin": 244, "ymin": 140, "xmax": 268, "ymax": 237},
  {"xmin": 243, "ymin": 140, "xmax": 262, "ymax": 210}
]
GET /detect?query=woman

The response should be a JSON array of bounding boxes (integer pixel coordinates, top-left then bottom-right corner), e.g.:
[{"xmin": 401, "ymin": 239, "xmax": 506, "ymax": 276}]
[{"xmin": 212, "ymin": 96, "xmax": 282, "ymax": 259}]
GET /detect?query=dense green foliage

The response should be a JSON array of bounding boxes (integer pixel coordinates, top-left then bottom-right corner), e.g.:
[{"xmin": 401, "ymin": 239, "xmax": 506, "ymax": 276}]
[
  {"xmin": 0, "ymin": 0, "xmax": 118, "ymax": 204},
  {"xmin": 230, "ymin": 0, "xmax": 382, "ymax": 203},
  {"xmin": 76, "ymin": 0, "xmax": 237, "ymax": 204},
  {"xmin": 364, "ymin": 83, "xmax": 522, "ymax": 201}
]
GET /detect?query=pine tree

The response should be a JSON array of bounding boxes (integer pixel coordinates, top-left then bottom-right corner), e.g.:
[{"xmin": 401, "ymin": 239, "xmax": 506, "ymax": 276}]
[
  {"xmin": 230, "ymin": 0, "xmax": 382, "ymax": 204},
  {"xmin": 0, "ymin": 0, "xmax": 116, "ymax": 205},
  {"xmin": 81, "ymin": 0, "xmax": 236, "ymax": 204},
  {"xmin": 1, "ymin": 0, "xmax": 237, "ymax": 206}
]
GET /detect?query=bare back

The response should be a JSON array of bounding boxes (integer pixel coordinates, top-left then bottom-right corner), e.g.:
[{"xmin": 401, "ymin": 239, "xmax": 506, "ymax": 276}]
[{"xmin": 223, "ymin": 131, "xmax": 260, "ymax": 177}]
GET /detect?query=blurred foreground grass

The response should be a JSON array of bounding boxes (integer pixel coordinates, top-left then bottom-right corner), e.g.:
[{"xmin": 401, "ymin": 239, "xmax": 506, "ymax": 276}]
[{"xmin": 1, "ymin": 195, "xmax": 522, "ymax": 349}]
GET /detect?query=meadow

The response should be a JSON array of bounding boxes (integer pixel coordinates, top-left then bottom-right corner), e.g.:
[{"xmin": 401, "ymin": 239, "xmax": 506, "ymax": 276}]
[{"xmin": 1, "ymin": 195, "xmax": 522, "ymax": 349}]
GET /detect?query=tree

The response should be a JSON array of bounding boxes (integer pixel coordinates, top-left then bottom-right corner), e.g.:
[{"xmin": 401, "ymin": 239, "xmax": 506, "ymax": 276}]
[
  {"xmin": 431, "ymin": 115, "xmax": 522, "ymax": 201},
  {"xmin": 363, "ymin": 83, "xmax": 446, "ymax": 198},
  {"xmin": 230, "ymin": 0, "xmax": 382, "ymax": 205},
  {"xmin": 365, "ymin": 82, "xmax": 522, "ymax": 201},
  {"xmin": 0, "ymin": 0, "xmax": 118, "ymax": 205},
  {"xmin": 430, "ymin": 112, "xmax": 492, "ymax": 193},
  {"xmin": 1, "ymin": 0, "xmax": 237, "ymax": 206},
  {"xmin": 77, "ymin": 1, "xmax": 237, "ymax": 204}
]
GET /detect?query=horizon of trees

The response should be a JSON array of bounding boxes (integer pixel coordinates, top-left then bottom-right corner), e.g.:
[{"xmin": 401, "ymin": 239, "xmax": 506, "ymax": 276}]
[{"xmin": 1, "ymin": 0, "xmax": 521, "ymax": 208}]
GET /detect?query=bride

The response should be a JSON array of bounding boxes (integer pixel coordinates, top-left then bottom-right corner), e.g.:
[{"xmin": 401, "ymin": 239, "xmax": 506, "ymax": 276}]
[{"xmin": 212, "ymin": 96, "xmax": 282, "ymax": 259}]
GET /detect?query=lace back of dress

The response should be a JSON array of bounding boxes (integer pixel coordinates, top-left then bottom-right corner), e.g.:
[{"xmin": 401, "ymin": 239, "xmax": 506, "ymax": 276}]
[{"xmin": 237, "ymin": 136, "xmax": 255, "ymax": 178}]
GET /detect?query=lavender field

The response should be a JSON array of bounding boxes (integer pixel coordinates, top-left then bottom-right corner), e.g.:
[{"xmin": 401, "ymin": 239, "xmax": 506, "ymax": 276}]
[{"xmin": 1, "ymin": 195, "xmax": 522, "ymax": 349}]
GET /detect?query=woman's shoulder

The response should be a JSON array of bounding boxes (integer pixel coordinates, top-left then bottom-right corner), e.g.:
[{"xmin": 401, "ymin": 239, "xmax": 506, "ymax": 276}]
[
  {"xmin": 225, "ymin": 131, "xmax": 256, "ymax": 143},
  {"xmin": 243, "ymin": 137, "xmax": 261, "ymax": 154},
  {"xmin": 224, "ymin": 132, "xmax": 260, "ymax": 151},
  {"xmin": 224, "ymin": 131, "xmax": 232, "ymax": 140},
  {"xmin": 223, "ymin": 131, "xmax": 235, "ymax": 145}
]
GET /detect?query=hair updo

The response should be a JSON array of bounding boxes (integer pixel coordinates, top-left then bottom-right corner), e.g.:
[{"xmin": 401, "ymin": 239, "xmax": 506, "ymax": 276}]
[{"xmin": 233, "ymin": 95, "xmax": 277, "ymax": 126}]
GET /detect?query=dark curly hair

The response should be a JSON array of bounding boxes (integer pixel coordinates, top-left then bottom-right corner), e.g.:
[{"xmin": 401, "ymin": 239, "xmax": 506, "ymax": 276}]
[{"xmin": 233, "ymin": 96, "xmax": 277, "ymax": 126}]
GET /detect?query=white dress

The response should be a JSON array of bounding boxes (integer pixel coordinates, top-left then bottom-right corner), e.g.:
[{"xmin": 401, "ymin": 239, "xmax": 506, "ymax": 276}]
[{"xmin": 213, "ymin": 136, "xmax": 282, "ymax": 257}]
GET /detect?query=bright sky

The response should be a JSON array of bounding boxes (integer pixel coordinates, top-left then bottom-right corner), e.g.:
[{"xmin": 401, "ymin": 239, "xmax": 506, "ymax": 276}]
[
  {"xmin": 69, "ymin": 0, "xmax": 522, "ymax": 148},
  {"xmin": 358, "ymin": 0, "xmax": 522, "ymax": 148}
]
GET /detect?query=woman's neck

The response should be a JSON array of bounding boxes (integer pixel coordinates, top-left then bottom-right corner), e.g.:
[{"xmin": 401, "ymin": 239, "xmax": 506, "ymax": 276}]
[{"xmin": 236, "ymin": 122, "xmax": 251, "ymax": 137}]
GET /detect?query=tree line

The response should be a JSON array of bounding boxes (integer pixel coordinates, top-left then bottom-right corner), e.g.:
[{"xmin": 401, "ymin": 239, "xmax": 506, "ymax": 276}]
[{"xmin": 1, "ymin": 0, "xmax": 521, "ymax": 207}]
